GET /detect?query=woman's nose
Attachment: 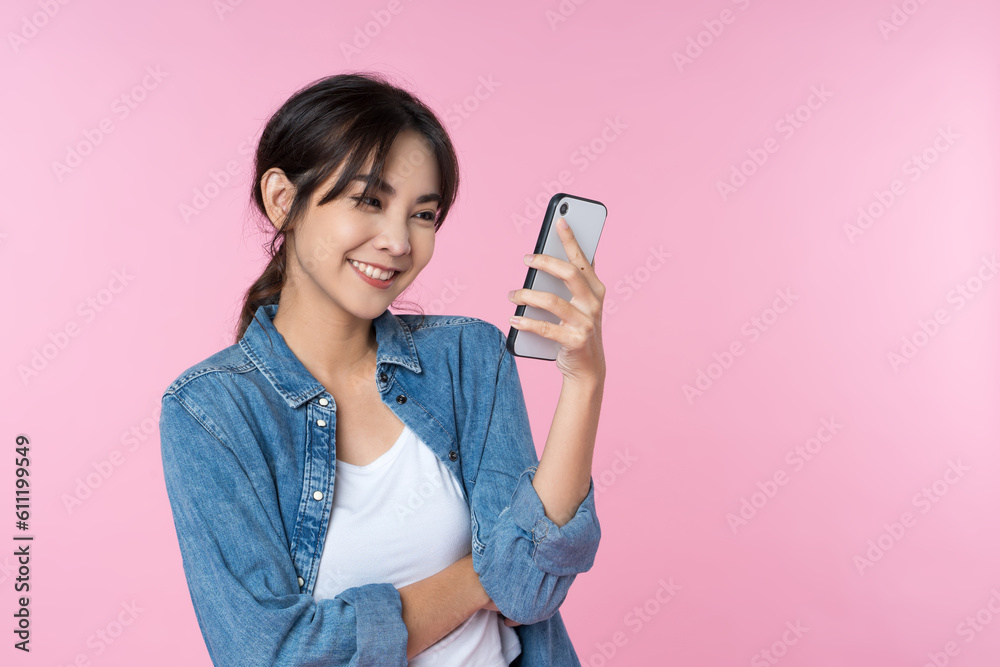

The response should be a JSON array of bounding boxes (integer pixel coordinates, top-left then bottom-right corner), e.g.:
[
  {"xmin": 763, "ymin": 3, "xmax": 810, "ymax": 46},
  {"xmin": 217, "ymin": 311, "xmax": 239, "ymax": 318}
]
[{"xmin": 375, "ymin": 216, "xmax": 410, "ymax": 254}]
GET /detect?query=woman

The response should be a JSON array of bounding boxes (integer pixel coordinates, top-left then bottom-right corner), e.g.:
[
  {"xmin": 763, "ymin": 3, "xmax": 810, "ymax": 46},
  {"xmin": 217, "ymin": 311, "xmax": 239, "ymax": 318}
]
[{"xmin": 159, "ymin": 72, "xmax": 605, "ymax": 666}]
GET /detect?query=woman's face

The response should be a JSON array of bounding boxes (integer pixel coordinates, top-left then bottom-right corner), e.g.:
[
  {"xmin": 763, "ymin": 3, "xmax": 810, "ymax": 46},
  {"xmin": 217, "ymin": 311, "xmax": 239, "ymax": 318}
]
[{"xmin": 275, "ymin": 130, "xmax": 441, "ymax": 322}]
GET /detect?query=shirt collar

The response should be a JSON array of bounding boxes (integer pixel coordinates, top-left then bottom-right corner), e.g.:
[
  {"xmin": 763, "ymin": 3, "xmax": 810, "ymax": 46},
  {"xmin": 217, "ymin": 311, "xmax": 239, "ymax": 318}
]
[{"xmin": 239, "ymin": 303, "xmax": 421, "ymax": 408}]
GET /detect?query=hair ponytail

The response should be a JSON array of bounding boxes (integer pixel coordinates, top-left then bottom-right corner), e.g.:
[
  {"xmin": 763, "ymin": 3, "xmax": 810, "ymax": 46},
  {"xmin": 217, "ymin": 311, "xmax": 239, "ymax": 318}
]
[{"xmin": 235, "ymin": 236, "xmax": 287, "ymax": 343}]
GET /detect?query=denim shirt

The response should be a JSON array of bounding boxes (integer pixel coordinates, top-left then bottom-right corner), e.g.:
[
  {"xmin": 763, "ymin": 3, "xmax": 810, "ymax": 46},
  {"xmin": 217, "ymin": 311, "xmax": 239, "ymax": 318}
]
[{"xmin": 159, "ymin": 303, "xmax": 601, "ymax": 666}]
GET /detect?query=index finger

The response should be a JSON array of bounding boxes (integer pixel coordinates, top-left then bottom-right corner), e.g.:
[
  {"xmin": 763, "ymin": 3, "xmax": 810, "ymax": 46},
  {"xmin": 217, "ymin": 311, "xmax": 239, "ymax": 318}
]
[
  {"xmin": 556, "ymin": 218, "xmax": 590, "ymax": 267},
  {"xmin": 557, "ymin": 217, "xmax": 601, "ymax": 276}
]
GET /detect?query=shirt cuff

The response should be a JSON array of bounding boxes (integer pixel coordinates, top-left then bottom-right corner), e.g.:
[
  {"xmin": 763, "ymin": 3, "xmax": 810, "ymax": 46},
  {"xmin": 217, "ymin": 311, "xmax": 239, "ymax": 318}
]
[
  {"xmin": 506, "ymin": 465, "xmax": 601, "ymax": 576},
  {"xmin": 336, "ymin": 583, "xmax": 408, "ymax": 664}
]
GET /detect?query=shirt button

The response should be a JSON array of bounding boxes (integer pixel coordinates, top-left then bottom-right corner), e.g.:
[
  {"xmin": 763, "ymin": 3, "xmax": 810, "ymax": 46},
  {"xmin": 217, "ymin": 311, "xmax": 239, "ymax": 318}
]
[
  {"xmin": 313, "ymin": 491, "xmax": 323, "ymax": 501},
  {"xmin": 380, "ymin": 372, "xmax": 388, "ymax": 382},
  {"xmin": 317, "ymin": 419, "xmax": 327, "ymax": 427},
  {"xmin": 319, "ymin": 398, "xmax": 329, "ymax": 406},
  {"xmin": 396, "ymin": 394, "xmax": 406, "ymax": 404},
  {"xmin": 449, "ymin": 450, "xmax": 458, "ymax": 461},
  {"xmin": 297, "ymin": 576, "xmax": 304, "ymax": 587}
]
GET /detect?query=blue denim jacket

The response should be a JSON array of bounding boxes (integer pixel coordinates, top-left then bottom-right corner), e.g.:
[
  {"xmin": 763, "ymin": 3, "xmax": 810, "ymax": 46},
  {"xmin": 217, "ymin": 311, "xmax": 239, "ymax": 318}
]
[{"xmin": 159, "ymin": 303, "xmax": 601, "ymax": 666}]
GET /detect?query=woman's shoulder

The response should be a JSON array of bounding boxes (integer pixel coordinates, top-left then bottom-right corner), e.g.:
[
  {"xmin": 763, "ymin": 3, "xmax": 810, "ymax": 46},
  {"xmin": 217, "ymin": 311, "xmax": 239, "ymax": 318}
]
[
  {"xmin": 395, "ymin": 312, "xmax": 495, "ymax": 331},
  {"xmin": 160, "ymin": 341, "xmax": 254, "ymax": 400},
  {"xmin": 396, "ymin": 312, "xmax": 507, "ymax": 350},
  {"xmin": 394, "ymin": 312, "xmax": 511, "ymax": 374}
]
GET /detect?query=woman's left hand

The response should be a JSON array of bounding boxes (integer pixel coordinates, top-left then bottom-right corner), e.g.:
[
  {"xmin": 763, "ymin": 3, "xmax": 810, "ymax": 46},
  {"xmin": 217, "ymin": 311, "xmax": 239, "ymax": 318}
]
[
  {"xmin": 482, "ymin": 599, "xmax": 524, "ymax": 627},
  {"xmin": 508, "ymin": 217, "xmax": 606, "ymax": 385}
]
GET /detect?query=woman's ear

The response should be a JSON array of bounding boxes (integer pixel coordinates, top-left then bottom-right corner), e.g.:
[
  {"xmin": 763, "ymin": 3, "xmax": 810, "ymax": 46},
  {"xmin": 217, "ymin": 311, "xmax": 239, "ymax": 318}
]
[{"xmin": 261, "ymin": 168, "xmax": 295, "ymax": 229}]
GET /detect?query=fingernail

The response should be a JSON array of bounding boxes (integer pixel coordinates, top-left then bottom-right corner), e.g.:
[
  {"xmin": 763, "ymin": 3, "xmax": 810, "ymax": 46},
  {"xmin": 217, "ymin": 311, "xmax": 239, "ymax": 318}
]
[
  {"xmin": 523, "ymin": 254, "xmax": 533, "ymax": 265},
  {"xmin": 507, "ymin": 290, "xmax": 515, "ymax": 300},
  {"xmin": 558, "ymin": 217, "xmax": 568, "ymax": 229}
]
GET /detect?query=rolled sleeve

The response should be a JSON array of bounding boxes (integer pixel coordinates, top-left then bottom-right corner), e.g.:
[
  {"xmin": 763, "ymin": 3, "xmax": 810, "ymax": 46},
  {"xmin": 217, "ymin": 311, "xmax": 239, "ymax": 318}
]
[
  {"xmin": 334, "ymin": 584, "xmax": 408, "ymax": 663},
  {"xmin": 470, "ymin": 329, "xmax": 602, "ymax": 626},
  {"xmin": 507, "ymin": 464, "xmax": 600, "ymax": 575},
  {"xmin": 160, "ymin": 393, "xmax": 408, "ymax": 666}
]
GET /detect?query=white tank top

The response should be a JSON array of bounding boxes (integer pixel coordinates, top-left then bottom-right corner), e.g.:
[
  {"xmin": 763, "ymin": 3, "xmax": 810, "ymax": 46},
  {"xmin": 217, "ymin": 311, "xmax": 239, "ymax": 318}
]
[{"xmin": 313, "ymin": 423, "xmax": 522, "ymax": 666}]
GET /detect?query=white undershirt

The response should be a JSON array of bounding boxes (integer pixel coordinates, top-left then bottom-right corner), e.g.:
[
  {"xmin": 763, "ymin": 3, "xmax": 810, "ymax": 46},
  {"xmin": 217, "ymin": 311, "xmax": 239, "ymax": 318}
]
[{"xmin": 313, "ymin": 423, "xmax": 521, "ymax": 666}]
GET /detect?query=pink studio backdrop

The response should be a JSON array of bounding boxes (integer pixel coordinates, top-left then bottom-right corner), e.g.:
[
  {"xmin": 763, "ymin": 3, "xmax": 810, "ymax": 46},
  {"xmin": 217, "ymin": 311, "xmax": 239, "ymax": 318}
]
[{"xmin": 2, "ymin": 0, "xmax": 998, "ymax": 665}]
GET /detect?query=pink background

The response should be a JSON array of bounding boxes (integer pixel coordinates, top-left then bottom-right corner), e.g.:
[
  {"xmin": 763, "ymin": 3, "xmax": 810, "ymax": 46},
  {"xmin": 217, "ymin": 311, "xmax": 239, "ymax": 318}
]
[{"xmin": 2, "ymin": 0, "xmax": 999, "ymax": 665}]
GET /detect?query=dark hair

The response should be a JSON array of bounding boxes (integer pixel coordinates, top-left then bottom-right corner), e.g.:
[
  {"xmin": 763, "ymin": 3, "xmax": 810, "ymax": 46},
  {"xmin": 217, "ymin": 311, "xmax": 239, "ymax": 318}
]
[{"xmin": 234, "ymin": 71, "xmax": 460, "ymax": 343}]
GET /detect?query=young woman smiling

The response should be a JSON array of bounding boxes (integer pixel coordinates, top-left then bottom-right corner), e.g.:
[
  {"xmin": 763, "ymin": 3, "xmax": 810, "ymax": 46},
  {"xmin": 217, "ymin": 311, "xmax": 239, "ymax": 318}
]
[{"xmin": 159, "ymin": 72, "xmax": 606, "ymax": 666}]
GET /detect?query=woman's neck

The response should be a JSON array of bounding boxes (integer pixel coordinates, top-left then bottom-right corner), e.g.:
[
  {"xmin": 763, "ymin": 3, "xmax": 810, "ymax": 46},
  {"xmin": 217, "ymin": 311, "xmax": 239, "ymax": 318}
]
[{"xmin": 271, "ymin": 298, "xmax": 379, "ymax": 391}]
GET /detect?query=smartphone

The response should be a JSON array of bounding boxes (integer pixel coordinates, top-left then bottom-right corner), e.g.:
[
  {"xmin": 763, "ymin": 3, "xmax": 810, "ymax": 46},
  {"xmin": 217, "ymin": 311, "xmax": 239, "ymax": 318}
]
[{"xmin": 507, "ymin": 193, "xmax": 607, "ymax": 360}]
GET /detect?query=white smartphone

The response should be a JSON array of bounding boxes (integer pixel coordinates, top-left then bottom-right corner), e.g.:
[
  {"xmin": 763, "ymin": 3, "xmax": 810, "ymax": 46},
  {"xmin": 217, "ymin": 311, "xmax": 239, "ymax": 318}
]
[{"xmin": 508, "ymin": 193, "xmax": 607, "ymax": 360}]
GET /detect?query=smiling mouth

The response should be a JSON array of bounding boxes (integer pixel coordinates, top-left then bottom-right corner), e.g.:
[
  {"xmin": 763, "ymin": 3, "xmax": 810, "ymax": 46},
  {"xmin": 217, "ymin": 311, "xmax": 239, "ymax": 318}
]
[{"xmin": 348, "ymin": 259, "xmax": 399, "ymax": 281}]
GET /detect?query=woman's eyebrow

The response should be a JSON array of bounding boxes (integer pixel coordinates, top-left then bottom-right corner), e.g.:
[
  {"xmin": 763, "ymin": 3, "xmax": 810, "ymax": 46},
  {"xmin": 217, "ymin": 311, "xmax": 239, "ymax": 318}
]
[{"xmin": 350, "ymin": 174, "xmax": 441, "ymax": 205}]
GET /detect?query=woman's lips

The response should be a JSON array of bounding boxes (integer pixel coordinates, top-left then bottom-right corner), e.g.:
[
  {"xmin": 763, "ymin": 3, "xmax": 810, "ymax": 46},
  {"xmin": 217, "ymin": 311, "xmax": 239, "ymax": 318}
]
[{"xmin": 348, "ymin": 259, "xmax": 398, "ymax": 288}]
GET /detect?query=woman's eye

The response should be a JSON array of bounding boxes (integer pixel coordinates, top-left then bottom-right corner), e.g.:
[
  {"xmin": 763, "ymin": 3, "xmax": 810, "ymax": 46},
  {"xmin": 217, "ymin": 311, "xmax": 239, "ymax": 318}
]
[
  {"xmin": 352, "ymin": 196, "xmax": 381, "ymax": 209},
  {"xmin": 353, "ymin": 196, "xmax": 436, "ymax": 223}
]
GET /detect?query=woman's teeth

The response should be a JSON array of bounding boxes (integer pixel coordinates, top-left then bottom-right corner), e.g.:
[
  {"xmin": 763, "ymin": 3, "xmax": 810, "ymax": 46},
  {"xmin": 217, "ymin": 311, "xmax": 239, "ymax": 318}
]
[{"xmin": 349, "ymin": 259, "xmax": 397, "ymax": 281}]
